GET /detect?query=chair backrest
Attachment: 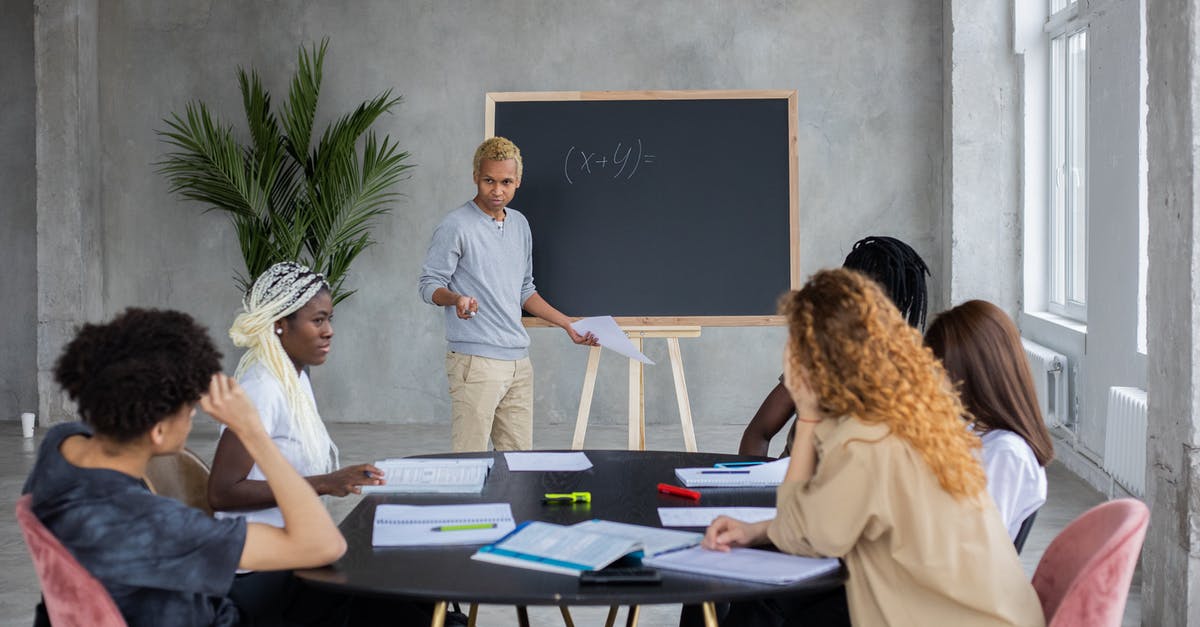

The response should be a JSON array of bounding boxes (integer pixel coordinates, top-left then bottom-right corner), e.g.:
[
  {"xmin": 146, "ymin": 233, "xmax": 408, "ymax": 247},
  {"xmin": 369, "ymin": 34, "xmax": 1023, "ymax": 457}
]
[
  {"xmin": 144, "ymin": 447, "xmax": 213, "ymax": 516},
  {"xmin": 15, "ymin": 494, "xmax": 127, "ymax": 627},
  {"xmin": 1031, "ymin": 498, "xmax": 1148, "ymax": 627},
  {"xmin": 1014, "ymin": 509, "xmax": 1038, "ymax": 554}
]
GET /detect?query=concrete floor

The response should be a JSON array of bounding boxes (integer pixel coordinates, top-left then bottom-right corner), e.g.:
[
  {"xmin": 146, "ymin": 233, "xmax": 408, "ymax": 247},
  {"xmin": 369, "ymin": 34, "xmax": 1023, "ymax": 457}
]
[{"xmin": 1, "ymin": 418, "xmax": 1139, "ymax": 626}]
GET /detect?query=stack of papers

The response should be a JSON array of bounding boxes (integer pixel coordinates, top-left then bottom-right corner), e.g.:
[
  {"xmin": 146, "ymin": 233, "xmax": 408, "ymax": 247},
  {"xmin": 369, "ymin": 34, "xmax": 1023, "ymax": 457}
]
[
  {"xmin": 372, "ymin": 503, "xmax": 515, "ymax": 547},
  {"xmin": 472, "ymin": 521, "xmax": 643, "ymax": 576},
  {"xmin": 674, "ymin": 458, "xmax": 791, "ymax": 487},
  {"xmin": 643, "ymin": 546, "xmax": 840, "ymax": 585},
  {"xmin": 570, "ymin": 520, "xmax": 703, "ymax": 557},
  {"xmin": 361, "ymin": 457, "xmax": 494, "ymax": 494}
]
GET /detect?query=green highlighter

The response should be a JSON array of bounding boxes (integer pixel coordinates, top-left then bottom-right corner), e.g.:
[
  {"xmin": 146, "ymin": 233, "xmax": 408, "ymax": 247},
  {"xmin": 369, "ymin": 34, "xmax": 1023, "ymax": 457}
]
[
  {"xmin": 431, "ymin": 523, "xmax": 498, "ymax": 532},
  {"xmin": 542, "ymin": 491, "xmax": 591, "ymax": 504}
]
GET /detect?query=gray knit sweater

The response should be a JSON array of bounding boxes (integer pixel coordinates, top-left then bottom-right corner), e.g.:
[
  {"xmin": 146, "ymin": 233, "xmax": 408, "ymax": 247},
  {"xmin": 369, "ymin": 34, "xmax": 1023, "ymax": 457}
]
[{"xmin": 418, "ymin": 201, "xmax": 536, "ymax": 360}]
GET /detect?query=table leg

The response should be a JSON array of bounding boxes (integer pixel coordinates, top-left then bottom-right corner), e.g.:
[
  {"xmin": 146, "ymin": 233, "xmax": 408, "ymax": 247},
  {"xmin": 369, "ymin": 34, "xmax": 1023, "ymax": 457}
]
[
  {"xmin": 667, "ymin": 337, "xmax": 698, "ymax": 452},
  {"xmin": 467, "ymin": 603, "xmax": 478, "ymax": 627},
  {"xmin": 701, "ymin": 601, "xmax": 719, "ymax": 627},
  {"xmin": 430, "ymin": 600, "xmax": 447, "ymax": 627},
  {"xmin": 516, "ymin": 605, "xmax": 531, "ymax": 627},
  {"xmin": 605, "ymin": 605, "xmax": 620, "ymax": 627},
  {"xmin": 559, "ymin": 605, "xmax": 576, "ymax": 627},
  {"xmin": 625, "ymin": 604, "xmax": 641, "ymax": 627},
  {"xmin": 572, "ymin": 345, "xmax": 602, "ymax": 449}
]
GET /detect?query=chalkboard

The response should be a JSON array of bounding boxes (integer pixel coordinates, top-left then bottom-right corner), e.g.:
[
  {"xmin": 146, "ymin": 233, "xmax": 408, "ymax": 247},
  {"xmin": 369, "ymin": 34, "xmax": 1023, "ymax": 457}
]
[{"xmin": 486, "ymin": 91, "xmax": 798, "ymax": 326}]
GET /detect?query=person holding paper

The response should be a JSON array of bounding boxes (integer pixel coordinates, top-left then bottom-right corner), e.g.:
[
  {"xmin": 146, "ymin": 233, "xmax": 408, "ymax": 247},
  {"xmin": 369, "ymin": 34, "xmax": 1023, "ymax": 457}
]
[
  {"xmin": 22, "ymin": 308, "xmax": 345, "ymax": 626},
  {"xmin": 704, "ymin": 269, "xmax": 1043, "ymax": 626},
  {"xmin": 418, "ymin": 137, "xmax": 597, "ymax": 452}
]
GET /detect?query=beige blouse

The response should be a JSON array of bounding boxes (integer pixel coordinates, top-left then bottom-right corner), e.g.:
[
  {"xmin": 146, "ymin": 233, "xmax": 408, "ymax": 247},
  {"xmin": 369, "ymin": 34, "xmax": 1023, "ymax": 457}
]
[{"xmin": 767, "ymin": 416, "xmax": 1045, "ymax": 626}]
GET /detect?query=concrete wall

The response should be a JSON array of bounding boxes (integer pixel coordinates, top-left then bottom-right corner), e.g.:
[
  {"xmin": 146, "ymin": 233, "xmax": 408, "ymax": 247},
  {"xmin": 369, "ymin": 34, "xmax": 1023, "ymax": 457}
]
[
  {"xmin": 89, "ymin": 0, "xmax": 946, "ymax": 437},
  {"xmin": 0, "ymin": 1, "xmax": 38, "ymax": 423}
]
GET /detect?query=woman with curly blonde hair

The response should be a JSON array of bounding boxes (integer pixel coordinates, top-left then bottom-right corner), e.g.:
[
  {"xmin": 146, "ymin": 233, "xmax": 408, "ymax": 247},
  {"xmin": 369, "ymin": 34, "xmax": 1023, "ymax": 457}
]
[{"xmin": 704, "ymin": 269, "xmax": 1043, "ymax": 626}]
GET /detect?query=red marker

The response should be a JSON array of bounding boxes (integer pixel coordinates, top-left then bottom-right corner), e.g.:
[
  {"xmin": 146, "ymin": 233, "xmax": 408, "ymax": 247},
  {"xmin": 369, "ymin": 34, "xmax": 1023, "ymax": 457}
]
[{"xmin": 657, "ymin": 483, "xmax": 701, "ymax": 501}]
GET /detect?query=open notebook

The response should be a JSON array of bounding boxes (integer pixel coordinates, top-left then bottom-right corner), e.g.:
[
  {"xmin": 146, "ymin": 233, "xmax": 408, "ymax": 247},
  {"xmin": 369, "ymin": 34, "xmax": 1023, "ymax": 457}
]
[
  {"xmin": 372, "ymin": 503, "xmax": 515, "ymax": 547},
  {"xmin": 643, "ymin": 546, "xmax": 840, "ymax": 585},
  {"xmin": 360, "ymin": 457, "xmax": 494, "ymax": 494}
]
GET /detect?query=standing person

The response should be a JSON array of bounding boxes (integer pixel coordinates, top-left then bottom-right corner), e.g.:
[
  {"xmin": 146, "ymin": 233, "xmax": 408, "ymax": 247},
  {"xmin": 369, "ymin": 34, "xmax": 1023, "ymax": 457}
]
[
  {"xmin": 738, "ymin": 235, "xmax": 931, "ymax": 457},
  {"xmin": 23, "ymin": 308, "xmax": 345, "ymax": 626},
  {"xmin": 706, "ymin": 269, "xmax": 1044, "ymax": 626},
  {"xmin": 924, "ymin": 299, "xmax": 1055, "ymax": 541},
  {"xmin": 419, "ymin": 136, "xmax": 597, "ymax": 452},
  {"xmin": 207, "ymin": 261, "xmax": 384, "ymax": 625}
]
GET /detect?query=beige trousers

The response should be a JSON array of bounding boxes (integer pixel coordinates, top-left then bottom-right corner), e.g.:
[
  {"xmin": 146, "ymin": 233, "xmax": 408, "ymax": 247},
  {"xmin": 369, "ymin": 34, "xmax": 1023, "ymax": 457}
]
[{"xmin": 445, "ymin": 352, "xmax": 534, "ymax": 452}]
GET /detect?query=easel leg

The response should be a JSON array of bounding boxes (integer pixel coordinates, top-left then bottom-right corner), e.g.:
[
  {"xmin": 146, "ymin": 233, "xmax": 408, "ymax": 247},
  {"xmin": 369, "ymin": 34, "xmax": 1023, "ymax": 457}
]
[
  {"xmin": 667, "ymin": 337, "xmax": 698, "ymax": 452},
  {"xmin": 430, "ymin": 601, "xmax": 447, "ymax": 627},
  {"xmin": 572, "ymin": 346, "xmax": 602, "ymax": 449},
  {"xmin": 628, "ymin": 338, "xmax": 645, "ymax": 450},
  {"xmin": 701, "ymin": 601, "xmax": 719, "ymax": 627}
]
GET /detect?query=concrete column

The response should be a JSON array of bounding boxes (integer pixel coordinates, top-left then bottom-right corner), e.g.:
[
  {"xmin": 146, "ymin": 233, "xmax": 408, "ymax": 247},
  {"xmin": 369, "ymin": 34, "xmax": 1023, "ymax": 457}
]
[
  {"xmin": 941, "ymin": 0, "xmax": 1022, "ymax": 314},
  {"xmin": 1145, "ymin": 0, "xmax": 1200, "ymax": 624},
  {"xmin": 34, "ymin": 0, "xmax": 103, "ymax": 424}
]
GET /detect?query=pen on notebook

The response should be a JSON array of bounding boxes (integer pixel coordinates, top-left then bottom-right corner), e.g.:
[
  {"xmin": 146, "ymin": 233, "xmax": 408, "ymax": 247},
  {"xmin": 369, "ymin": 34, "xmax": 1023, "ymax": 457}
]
[
  {"xmin": 431, "ymin": 522, "xmax": 498, "ymax": 532},
  {"xmin": 657, "ymin": 483, "xmax": 701, "ymax": 501},
  {"xmin": 713, "ymin": 461, "xmax": 766, "ymax": 468},
  {"xmin": 700, "ymin": 470, "xmax": 751, "ymax": 474}
]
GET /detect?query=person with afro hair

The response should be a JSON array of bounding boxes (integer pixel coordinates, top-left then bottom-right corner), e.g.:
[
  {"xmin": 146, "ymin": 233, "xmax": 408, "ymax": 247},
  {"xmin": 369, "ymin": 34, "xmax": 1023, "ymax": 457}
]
[{"xmin": 22, "ymin": 308, "xmax": 345, "ymax": 627}]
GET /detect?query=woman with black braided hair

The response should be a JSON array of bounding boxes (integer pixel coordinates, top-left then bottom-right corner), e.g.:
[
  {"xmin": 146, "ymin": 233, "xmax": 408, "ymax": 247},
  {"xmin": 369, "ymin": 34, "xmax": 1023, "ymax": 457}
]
[{"xmin": 738, "ymin": 236, "xmax": 932, "ymax": 457}]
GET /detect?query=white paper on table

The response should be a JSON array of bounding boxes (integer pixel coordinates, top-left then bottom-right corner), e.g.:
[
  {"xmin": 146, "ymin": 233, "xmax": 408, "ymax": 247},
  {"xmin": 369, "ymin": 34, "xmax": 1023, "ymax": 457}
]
[
  {"xmin": 570, "ymin": 316, "xmax": 655, "ymax": 365},
  {"xmin": 372, "ymin": 503, "xmax": 515, "ymax": 547},
  {"xmin": 657, "ymin": 507, "xmax": 777, "ymax": 528},
  {"xmin": 503, "ymin": 451, "xmax": 593, "ymax": 471}
]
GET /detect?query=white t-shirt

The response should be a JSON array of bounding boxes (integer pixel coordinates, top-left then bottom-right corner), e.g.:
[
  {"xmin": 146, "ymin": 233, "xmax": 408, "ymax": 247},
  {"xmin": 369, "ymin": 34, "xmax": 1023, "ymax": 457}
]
[
  {"xmin": 980, "ymin": 429, "xmax": 1047, "ymax": 540},
  {"xmin": 215, "ymin": 362, "xmax": 331, "ymax": 529}
]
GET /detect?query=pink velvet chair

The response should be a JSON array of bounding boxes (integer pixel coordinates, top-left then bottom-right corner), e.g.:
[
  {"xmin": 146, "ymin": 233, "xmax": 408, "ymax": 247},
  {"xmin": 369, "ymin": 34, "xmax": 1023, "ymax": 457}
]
[
  {"xmin": 1032, "ymin": 497, "xmax": 1148, "ymax": 627},
  {"xmin": 15, "ymin": 494, "xmax": 127, "ymax": 627}
]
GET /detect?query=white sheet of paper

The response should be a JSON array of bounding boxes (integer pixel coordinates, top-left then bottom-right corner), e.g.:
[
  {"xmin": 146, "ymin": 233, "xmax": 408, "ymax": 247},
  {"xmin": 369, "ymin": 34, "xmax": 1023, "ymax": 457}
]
[
  {"xmin": 657, "ymin": 507, "xmax": 777, "ymax": 528},
  {"xmin": 503, "ymin": 451, "xmax": 593, "ymax": 471},
  {"xmin": 372, "ymin": 503, "xmax": 515, "ymax": 547},
  {"xmin": 570, "ymin": 316, "xmax": 655, "ymax": 365}
]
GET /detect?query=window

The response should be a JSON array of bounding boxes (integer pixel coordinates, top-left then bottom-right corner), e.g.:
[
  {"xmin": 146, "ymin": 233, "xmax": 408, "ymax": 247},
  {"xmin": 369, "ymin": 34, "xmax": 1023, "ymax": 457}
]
[{"xmin": 1047, "ymin": 3, "xmax": 1087, "ymax": 321}]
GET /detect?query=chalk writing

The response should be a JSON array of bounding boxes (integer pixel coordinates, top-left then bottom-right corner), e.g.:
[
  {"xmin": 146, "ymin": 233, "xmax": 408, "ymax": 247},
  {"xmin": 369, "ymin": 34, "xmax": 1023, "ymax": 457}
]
[{"xmin": 562, "ymin": 139, "xmax": 656, "ymax": 184}]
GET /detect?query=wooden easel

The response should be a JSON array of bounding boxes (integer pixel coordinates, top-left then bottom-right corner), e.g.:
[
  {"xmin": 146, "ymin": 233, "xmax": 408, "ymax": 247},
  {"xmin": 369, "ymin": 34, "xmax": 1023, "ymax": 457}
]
[{"xmin": 571, "ymin": 325, "xmax": 702, "ymax": 452}]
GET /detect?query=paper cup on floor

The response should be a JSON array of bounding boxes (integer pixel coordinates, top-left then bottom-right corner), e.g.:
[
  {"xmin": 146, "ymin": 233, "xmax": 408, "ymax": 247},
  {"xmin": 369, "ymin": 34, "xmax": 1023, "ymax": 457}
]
[{"xmin": 20, "ymin": 412, "xmax": 35, "ymax": 438}]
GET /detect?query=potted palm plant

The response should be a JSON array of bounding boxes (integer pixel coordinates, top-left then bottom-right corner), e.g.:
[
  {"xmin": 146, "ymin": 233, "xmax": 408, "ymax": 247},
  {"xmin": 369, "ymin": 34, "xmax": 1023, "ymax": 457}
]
[{"xmin": 158, "ymin": 38, "xmax": 412, "ymax": 304}]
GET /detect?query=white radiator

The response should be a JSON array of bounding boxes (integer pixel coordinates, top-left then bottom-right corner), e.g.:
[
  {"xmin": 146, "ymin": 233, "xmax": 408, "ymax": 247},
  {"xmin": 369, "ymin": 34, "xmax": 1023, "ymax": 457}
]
[
  {"xmin": 1021, "ymin": 339, "xmax": 1068, "ymax": 428},
  {"xmin": 1103, "ymin": 386, "xmax": 1147, "ymax": 497}
]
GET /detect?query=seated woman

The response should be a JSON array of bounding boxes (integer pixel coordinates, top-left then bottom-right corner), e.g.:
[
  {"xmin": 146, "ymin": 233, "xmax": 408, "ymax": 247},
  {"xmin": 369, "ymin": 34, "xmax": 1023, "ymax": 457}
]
[
  {"xmin": 207, "ymin": 262, "xmax": 384, "ymax": 623},
  {"xmin": 738, "ymin": 235, "xmax": 931, "ymax": 457},
  {"xmin": 924, "ymin": 299, "xmax": 1054, "ymax": 541},
  {"xmin": 707, "ymin": 269, "xmax": 1043, "ymax": 626},
  {"xmin": 23, "ymin": 308, "xmax": 345, "ymax": 626}
]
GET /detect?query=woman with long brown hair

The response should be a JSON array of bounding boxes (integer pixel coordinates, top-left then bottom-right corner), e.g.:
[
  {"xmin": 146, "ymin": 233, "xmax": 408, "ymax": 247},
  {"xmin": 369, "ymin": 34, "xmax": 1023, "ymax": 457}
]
[
  {"xmin": 704, "ymin": 270, "xmax": 1042, "ymax": 626},
  {"xmin": 924, "ymin": 299, "xmax": 1054, "ymax": 540}
]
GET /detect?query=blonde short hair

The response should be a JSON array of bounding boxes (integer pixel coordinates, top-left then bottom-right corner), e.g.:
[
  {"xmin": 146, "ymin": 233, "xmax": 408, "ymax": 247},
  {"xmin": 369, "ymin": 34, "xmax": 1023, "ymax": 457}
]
[{"xmin": 473, "ymin": 136, "xmax": 523, "ymax": 180}]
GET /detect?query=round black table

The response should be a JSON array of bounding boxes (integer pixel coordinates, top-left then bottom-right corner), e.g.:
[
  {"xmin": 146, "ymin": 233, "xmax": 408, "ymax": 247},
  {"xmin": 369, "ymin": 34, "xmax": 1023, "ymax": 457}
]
[{"xmin": 296, "ymin": 450, "xmax": 845, "ymax": 626}]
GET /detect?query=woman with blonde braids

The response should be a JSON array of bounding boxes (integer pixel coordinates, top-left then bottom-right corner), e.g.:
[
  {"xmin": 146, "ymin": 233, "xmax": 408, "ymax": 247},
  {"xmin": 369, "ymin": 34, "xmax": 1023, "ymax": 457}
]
[
  {"xmin": 208, "ymin": 262, "xmax": 387, "ymax": 626},
  {"xmin": 704, "ymin": 269, "xmax": 1043, "ymax": 627}
]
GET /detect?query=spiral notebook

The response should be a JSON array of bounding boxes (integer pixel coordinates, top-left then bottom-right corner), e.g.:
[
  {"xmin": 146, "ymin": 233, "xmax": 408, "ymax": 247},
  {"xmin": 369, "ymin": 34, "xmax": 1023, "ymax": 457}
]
[
  {"xmin": 372, "ymin": 503, "xmax": 515, "ymax": 547},
  {"xmin": 673, "ymin": 457, "xmax": 790, "ymax": 487},
  {"xmin": 360, "ymin": 457, "xmax": 494, "ymax": 494}
]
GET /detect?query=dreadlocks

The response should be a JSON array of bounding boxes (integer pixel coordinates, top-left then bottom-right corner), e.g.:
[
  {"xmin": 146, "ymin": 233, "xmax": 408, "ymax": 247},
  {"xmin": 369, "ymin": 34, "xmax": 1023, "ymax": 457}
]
[{"xmin": 842, "ymin": 236, "xmax": 931, "ymax": 330}]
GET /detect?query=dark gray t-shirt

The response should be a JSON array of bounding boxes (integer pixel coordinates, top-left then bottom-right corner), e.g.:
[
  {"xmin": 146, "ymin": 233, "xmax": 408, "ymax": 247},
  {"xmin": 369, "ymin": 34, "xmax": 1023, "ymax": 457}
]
[{"xmin": 24, "ymin": 423, "xmax": 246, "ymax": 627}]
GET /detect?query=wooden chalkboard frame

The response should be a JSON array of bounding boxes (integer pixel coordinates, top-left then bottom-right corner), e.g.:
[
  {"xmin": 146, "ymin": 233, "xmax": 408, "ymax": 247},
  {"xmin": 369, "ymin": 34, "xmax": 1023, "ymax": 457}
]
[{"xmin": 485, "ymin": 90, "xmax": 799, "ymax": 327}]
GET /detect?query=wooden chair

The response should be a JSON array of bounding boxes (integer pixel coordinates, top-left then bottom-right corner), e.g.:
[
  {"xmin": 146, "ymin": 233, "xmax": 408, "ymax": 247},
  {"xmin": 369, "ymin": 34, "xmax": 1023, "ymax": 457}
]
[
  {"xmin": 144, "ymin": 448, "xmax": 213, "ymax": 515},
  {"xmin": 1031, "ymin": 498, "xmax": 1148, "ymax": 626},
  {"xmin": 16, "ymin": 494, "xmax": 127, "ymax": 627}
]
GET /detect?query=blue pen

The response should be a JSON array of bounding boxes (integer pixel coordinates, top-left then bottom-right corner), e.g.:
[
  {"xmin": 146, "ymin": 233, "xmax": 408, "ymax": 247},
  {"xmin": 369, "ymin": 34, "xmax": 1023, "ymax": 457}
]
[
  {"xmin": 700, "ymin": 470, "xmax": 751, "ymax": 474},
  {"xmin": 713, "ymin": 461, "xmax": 766, "ymax": 468}
]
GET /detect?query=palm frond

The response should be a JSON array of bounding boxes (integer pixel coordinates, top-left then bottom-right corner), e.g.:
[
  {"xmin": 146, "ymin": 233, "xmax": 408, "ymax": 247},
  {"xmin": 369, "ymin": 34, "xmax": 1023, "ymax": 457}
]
[{"xmin": 282, "ymin": 38, "xmax": 328, "ymax": 170}]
